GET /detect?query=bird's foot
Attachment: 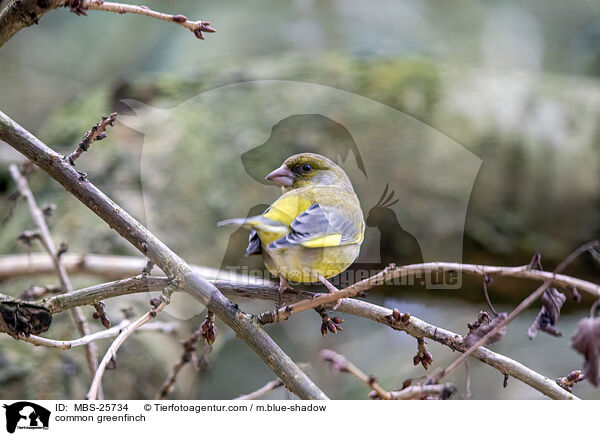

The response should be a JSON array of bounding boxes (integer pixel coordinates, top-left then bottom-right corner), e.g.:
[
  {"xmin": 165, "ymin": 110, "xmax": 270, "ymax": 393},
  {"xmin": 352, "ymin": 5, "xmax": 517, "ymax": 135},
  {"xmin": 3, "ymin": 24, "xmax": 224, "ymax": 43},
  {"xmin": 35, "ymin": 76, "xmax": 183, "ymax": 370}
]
[{"xmin": 275, "ymin": 277, "xmax": 294, "ymax": 321}]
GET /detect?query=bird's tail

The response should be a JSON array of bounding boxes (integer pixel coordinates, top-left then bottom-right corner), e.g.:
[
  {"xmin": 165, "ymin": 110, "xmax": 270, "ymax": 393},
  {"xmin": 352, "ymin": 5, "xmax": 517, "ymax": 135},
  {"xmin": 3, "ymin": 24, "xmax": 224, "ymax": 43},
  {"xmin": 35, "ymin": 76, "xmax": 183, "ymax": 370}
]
[
  {"xmin": 217, "ymin": 217, "xmax": 252, "ymax": 228},
  {"xmin": 217, "ymin": 215, "xmax": 268, "ymax": 229},
  {"xmin": 218, "ymin": 215, "xmax": 286, "ymax": 234}
]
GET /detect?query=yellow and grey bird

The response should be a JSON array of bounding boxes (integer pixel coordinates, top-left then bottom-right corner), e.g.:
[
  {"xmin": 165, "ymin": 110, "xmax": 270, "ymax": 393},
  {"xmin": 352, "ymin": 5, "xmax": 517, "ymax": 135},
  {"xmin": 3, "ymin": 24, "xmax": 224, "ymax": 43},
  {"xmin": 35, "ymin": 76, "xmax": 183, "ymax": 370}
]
[{"xmin": 218, "ymin": 153, "xmax": 365, "ymax": 294}]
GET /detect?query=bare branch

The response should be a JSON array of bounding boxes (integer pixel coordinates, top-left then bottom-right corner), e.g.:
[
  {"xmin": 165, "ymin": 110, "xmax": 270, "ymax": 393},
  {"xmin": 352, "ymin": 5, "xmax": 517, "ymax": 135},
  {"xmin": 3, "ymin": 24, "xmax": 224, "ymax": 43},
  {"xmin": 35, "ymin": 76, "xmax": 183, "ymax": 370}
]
[
  {"xmin": 0, "ymin": 0, "xmax": 63, "ymax": 48},
  {"xmin": 70, "ymin": 1, "xmax": 216, "ymax": 40},
  {"xmin": 0, "ymin": 273, "xmax": 579, "ymax": 399},
  {"xmin": 440, "ymin": 283, "xmax": 548, "ymax": 383},
  {"xmin": 17, "ymin": 319, "xmax": 177, "ymax": 349},
  {"xmin": 258, "ymin": 261, "xmax": 600, "ymax": 324},
  {"xmin": 8, "ymin": 162, "xmax": 102, "ymax": 395},
  {"xmin": 3, "ymin": 253, "xmax": 598, "ymax": 298},
  {"xmin": 0, "ymin": 0, "xmax": 215, "ymax": 48},
  {"xmin": 155, "ymin": 324, "xmax": 209, "ymax": 400},
  {"xmin": 337, "ymin": 299, "xmax": 578, "ymax": 400},
  {"xmin": 66, "ymin": 112, "xmax": 116, "ymax": 165},
  {"xmin": 388, "ymin": 383, "xmax": 457, "ymax": 400},
  {"xmin": 234, "ymin": 379, "xmax": 285, "ymax": 400},
  {"xmin": 321, "ymin": 349, "xmax": 392, "ymax": 399},
  {"xmin": 436, "ymin": 241, "xmax": 597, "ymax": 385},
  {"xmin": 0, "ymin": 253, "xmax": 227, "ymax": 282},
  {"xmin": 87, "ymin": 296, "xmax": 169, "ymax": 399},
  {"xmin": 321, "ymin": 349, "xmax": 456, "ymax": 400},
  {"xmin": 0, "ymin": 110, "xmax": 327, "ymax": 401},
  {"xmin": 556, "ymin": 370, "xmax": 586, "ymax": 393}
]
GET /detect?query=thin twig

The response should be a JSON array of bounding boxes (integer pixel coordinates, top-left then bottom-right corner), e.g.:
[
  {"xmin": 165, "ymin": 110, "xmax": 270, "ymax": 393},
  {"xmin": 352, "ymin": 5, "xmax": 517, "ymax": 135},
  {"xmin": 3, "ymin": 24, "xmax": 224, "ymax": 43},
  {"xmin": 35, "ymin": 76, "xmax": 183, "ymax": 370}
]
[
  {"xmin": 321, "ymin": 349, "xmax": 391, "ymax": 399},
  {"xmin": 437, "ymin": 241, "xmax": 598, "ymax": 384},
  {"xmin": 388, "ymin": 383, "xmax": 457, "ymax": 400},
  {"xmin": 8, "ymin": 163, "xmax": 102, "ymax": 397},
  {"xmin": 0, "ymin": 0, "xmax": 215, "ymax": 49},
  {"xmin": 234, "ymin": 380, "xmax": 284, "ymax": 400},
  {"xmin": 70, "ymin": 1, "xmax": 216, "ymax": 39},
  {"xmin": 321, "ymin": 349, "xmax": 455, "ymax": 400},
  {"xmin": 17, "ymin": 320, "xmax": 177, "ymax": 349},
  {"xmin": 65, "ymin": 112, "xmax": 116, "ymax": 165},
  {"xmin": 87, "ymin": 297, "xmax": 169, "ymax": 399},
  {"xmin": 155, "ymin": 323, "xmax": 209, "ymax": 400},
  {"xmin": 440, "ymin": 282, "xmax": 550, "ymax": 382},
  {"xmin": 556, "ymin": 370, "xmax": 586, "ymax": 393}
]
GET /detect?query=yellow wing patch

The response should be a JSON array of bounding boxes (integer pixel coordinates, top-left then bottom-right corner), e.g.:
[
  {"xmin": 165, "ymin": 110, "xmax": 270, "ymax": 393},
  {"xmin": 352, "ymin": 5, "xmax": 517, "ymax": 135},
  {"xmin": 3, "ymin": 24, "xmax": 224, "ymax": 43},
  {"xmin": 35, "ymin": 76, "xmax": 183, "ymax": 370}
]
[
  {"xmin": 264, "ymin": 194, "xmax": 311, "ymax": 226},
  {"xmin": 300, "ymin": 234, "xmax": 343, "ymax": 248}
]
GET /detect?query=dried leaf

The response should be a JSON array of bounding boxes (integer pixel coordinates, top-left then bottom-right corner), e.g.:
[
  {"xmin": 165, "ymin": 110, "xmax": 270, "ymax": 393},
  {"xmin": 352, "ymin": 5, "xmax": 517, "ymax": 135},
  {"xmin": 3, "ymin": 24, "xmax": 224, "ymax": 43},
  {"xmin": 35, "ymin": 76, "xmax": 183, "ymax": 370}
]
[
  {"xmin": 0, "ymin": 302, "xmax": 52, "ymax": 336},
  {"xmin": 528, "ymin": 288, "xmax": 566, "ymax": 339},
  {"xmin": 571, "ymin": 317, "xmax": 600, "ymax": 386},
  {"xmin": 464, "ymin": 312, "xmax": 507, "ymax": 347}
]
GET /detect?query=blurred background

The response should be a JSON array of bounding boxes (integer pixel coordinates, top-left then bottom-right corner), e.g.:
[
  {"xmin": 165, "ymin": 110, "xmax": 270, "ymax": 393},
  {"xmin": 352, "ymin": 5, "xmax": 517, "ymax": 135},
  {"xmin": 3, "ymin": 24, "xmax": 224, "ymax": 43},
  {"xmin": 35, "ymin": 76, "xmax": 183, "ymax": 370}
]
[{"xmin": 1, "ymin": 0, "xmax": 600, "ymax": 399}]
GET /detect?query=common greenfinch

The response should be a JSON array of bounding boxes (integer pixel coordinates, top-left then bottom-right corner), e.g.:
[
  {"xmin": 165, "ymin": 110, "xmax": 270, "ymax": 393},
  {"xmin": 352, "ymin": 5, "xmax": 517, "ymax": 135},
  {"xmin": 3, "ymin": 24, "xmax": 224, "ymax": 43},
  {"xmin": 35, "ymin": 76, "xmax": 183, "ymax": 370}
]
[{"xmin": 218, "ymin": 153, "xmax": 365, "ymax": 294}]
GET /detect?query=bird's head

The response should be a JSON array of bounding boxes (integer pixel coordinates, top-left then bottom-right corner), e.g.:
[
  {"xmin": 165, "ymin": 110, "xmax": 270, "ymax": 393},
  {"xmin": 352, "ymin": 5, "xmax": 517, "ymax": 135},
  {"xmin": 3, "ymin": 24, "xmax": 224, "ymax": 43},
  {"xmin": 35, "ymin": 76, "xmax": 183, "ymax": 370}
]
[{"xmin": 265, "ymin": 153, "xmax": 353, "ymax": 192}]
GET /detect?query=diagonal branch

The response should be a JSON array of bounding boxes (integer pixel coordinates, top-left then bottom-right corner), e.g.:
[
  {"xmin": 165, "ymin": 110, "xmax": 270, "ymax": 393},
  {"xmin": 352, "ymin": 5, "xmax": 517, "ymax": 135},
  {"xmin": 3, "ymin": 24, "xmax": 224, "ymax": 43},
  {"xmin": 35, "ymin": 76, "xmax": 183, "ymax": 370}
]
[{"xmin": 0, "ymin": 110, "xmax": 327, "ymax": 400}]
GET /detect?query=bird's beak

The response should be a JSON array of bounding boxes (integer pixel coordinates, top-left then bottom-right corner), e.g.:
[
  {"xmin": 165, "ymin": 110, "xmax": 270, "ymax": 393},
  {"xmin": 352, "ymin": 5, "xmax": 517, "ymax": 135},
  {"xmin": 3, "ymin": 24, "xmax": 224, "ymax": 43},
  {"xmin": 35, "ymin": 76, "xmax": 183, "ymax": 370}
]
[{"xmin": 265, "ymin": 164, "xmax": 295, "ymax": 187}]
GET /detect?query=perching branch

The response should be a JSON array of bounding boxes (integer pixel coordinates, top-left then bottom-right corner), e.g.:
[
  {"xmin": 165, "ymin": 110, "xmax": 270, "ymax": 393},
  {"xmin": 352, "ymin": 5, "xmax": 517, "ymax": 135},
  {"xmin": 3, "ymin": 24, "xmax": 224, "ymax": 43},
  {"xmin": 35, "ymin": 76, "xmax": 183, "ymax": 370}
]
[
  {"xmin": 258, "ymin": 261, "xmax": 600, "ymax": 324},
  {"xmin": 0, "ymin": 271, "xmax": 578, "ymax": 399},
  {"xmin": 0, "ymin": 109, "xmax": 327, "ymax": 401},
  {"xmin": 3, "ymin": 253, "xmax": 598, "ymax": 299}
]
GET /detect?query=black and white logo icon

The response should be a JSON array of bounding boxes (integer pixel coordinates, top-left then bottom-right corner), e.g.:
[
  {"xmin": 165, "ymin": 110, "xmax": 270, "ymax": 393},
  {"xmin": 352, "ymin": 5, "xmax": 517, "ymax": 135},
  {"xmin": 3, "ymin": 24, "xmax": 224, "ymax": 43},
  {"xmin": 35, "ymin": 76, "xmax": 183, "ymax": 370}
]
[{"xmin": 3, "ymin": 402, "xmax": 50, "ymax": 433}]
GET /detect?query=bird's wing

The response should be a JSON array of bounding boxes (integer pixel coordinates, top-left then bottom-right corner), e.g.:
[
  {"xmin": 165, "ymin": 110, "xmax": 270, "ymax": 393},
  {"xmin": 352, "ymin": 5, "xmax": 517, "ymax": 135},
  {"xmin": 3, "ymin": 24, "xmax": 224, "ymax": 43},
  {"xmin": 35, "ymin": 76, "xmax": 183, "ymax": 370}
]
[{"xmin": 268, "ymin": 203, "xmax": 362, "ymax": 249}]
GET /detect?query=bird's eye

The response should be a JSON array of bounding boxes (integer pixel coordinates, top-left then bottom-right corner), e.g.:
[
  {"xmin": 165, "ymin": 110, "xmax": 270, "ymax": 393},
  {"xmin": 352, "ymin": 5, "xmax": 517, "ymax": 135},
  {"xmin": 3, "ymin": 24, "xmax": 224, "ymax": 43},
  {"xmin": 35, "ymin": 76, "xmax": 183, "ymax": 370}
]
[{"xmin": 301, "ymin": 164, "xmax": 312, "ymax": 172}]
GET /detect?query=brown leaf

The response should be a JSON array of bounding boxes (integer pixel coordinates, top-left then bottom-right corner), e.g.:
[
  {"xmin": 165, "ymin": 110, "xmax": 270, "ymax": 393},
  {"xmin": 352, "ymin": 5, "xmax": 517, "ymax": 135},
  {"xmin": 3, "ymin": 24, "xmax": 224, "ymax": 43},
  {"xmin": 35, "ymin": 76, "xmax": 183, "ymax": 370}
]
[
  {"xmin": 0, "ymin": 302, "xmax": 52, "ymax": 336},
  {"xmin": 527, "ymin": 288, "xmax": 566, "ymax": 339},
  {"xmin": 571, "ymin": 317, "xmax": 600, "ymax": 386},
  {"xmin": 464, "ymin": 312, "xmax": 507, "ymax": 347}
]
